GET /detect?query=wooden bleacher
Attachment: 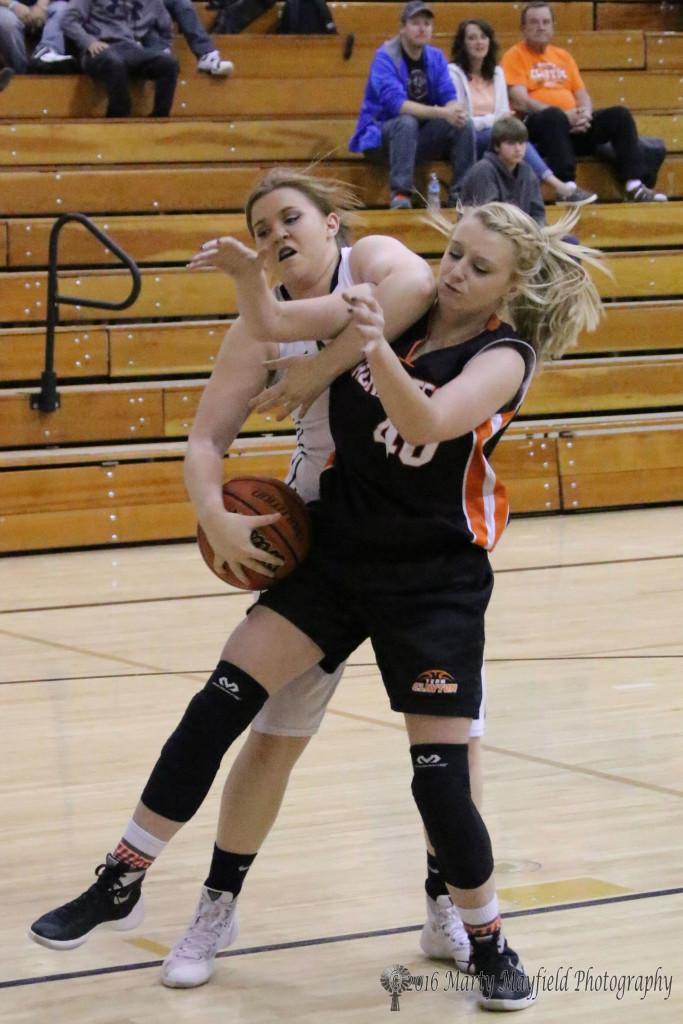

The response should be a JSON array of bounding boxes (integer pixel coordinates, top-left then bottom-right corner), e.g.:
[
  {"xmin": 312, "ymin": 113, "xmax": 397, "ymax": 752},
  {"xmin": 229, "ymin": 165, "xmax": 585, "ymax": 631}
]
[{"xmin": 0, "ymin": 1, "xmax": 681, "ymax": 554}]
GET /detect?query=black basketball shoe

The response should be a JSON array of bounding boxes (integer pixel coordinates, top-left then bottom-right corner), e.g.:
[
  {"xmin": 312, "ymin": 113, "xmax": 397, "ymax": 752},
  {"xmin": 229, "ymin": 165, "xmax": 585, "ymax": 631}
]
[
  {"xmin": 470, "ymin": 930, "xmax": 536, "ymax": 1011},
  {"xmin": 29, "ymin": 856, "xmax": 145, "ymax": 950}
]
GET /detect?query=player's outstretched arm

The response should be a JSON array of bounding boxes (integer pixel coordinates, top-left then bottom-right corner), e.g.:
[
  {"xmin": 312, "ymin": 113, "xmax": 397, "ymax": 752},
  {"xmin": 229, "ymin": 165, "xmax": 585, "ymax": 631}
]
[
  {"xmin": 251, "ymin": 238, "xmax": 435, "ymax": 417},
  {"xmin": 189, "ymin": 236, "xmax": 354, "ymax": 345}
]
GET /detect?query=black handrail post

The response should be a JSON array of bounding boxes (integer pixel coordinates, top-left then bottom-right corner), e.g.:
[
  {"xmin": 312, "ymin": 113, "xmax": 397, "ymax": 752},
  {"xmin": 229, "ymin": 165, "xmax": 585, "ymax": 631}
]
[
  {"xmin": 30, "ymin": 213, "xmax": 141, "ymax": 415},
  {"xmin": 31, "ymin": 215, "xmax": 65, "ymax": 412}
]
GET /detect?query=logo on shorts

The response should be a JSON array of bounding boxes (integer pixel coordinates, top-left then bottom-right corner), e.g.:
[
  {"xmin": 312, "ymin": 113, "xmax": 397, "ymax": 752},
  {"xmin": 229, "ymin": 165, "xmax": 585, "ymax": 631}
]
[
  {"xmin": 212, "ymin": 675, "xmax": 242, "ymax": 700},
  {"xmin": 411, "ymin": 669, "xmax": 458, "ymax": 695}
]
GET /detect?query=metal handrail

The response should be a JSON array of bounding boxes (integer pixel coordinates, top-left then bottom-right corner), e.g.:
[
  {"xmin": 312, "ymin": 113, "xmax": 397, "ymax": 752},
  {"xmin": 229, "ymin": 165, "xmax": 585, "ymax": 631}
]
[{"xmin": 31, "ymin": 213, "xmax": 142, "ymax": 413}]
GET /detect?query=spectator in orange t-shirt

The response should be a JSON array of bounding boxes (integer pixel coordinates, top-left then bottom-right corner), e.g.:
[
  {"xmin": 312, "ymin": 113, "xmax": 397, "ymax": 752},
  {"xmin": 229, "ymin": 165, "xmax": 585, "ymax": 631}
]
[{"xmin": 501, "ymin": 2, "xmax": 667, "ymax": 202}]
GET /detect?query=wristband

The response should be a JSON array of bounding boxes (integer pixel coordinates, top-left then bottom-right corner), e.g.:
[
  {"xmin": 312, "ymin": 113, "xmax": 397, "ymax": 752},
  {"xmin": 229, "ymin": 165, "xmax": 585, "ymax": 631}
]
[{"xmin": 9, "ymin": 1, "xmax": 19, "ymax": 9}]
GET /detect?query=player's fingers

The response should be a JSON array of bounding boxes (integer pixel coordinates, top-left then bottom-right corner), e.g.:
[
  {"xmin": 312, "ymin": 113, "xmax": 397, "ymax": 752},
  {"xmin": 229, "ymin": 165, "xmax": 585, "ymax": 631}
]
[
  {"xmin": 247, "ymin": 512, "xmax": 283, "ymax": 529},
  {"xmin": 217, "ymin": 554, "xmax": 248, "ymax": 586},
  {"xmin": 262, "ymin": 356, "xmax": 294, "ymax": 370},
  {"xmin": 274, "ymin": 403, "xmax": 299, "ymax": 422}
]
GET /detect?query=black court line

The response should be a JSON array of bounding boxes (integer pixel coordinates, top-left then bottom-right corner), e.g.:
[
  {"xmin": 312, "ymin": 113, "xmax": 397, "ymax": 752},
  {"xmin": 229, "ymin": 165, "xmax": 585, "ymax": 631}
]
[
  {"xmin": 2, "ymin": 652, "xmax": 681, "ymax": 688},
  {"xmin": 4, "ymin": 887, "xmax": 682, "ymax": 990},
  {"xmin": 1, "ymin": 652, "xmax": 681, "ymax": 687},
  {"xmin": 1, "ymin": 552, "xmax": 679, "ymax": 617}
]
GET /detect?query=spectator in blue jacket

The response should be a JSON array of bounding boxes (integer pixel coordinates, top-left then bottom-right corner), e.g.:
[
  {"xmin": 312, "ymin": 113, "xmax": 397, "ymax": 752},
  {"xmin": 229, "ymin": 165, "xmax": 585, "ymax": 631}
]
[{"xmin": 349, "ymin": 0, "xmax": 475, "ymax": 209}]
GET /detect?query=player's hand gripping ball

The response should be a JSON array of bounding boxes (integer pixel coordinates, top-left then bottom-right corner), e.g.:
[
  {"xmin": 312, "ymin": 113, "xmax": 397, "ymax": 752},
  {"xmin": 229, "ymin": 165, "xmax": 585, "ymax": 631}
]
[{"xmin": 197, "ymin": 476, "xmax": 312, "ymax": 590}]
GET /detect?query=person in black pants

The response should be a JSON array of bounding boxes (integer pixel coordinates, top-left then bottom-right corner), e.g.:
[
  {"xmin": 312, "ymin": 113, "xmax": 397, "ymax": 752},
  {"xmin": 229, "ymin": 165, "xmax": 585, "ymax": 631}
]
[
  {"xmin": 62, "ymin": 0, "xmax": 179, "ymax": 117},
  {"xmin": 502, "ymin": 1, "xmax": 667, "ymax": 202}
]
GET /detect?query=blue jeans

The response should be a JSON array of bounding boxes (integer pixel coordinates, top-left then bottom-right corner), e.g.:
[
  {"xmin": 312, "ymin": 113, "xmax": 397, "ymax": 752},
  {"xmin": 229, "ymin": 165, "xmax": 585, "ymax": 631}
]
[
  {"xmin": 475, "ymin": 126, "xmax": 552, "ymax": 183},
  {"xmin": 365, "ymin": 114, "xmax": 476, "ymax": 201},
  {"xmin": 164, "ymin": 0, "xmax": 213, "ymax": 58},
  {"xmin": 0, "ymin": 1, "xmax": 69, "ymax": 71}
]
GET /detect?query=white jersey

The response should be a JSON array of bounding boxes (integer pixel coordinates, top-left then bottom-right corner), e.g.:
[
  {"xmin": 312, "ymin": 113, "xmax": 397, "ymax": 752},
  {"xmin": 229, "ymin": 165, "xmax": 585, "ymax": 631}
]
[{"xmin": 274, "ymin": 247, "xmax": 354, "ymax": 504}]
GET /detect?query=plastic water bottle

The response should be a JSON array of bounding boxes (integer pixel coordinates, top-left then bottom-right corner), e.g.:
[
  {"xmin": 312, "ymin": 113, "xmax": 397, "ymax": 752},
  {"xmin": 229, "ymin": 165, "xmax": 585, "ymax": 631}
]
[{"xmin": 427, "ymin": 173, "xmax": 441, "ymax": 211}]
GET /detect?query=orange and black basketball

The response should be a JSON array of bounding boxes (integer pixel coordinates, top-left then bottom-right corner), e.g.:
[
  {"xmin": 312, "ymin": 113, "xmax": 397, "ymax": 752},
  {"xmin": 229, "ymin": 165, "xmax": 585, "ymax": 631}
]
[{"xmin": 197, "ymin": 476, "xmax": 311, "ymax": 591}]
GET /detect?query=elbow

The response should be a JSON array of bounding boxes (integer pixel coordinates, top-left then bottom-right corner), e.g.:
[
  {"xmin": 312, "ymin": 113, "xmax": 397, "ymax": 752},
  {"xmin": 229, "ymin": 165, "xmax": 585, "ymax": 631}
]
[
  {"xmin": 413, "ymin": 268, "xmax": 437, "ymax": 312},
  {"xmin": 399, "ymin": 423, "xmax": 440, "ymax": 447}
]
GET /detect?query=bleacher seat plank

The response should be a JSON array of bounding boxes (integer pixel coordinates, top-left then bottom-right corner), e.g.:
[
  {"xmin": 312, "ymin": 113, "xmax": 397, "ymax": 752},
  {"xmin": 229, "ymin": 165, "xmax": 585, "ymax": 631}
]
[
  {"xmin": 298, "ymin": 2, "xmax": 594, "ymax": 34},
  {"xmin": 0, "ymin": 166, "xmax": 266, "ymax": 217},
  {"xmin": 6, "ymin": 214, "xmax": 251, "ymax": 268},
  {"xmin": 2, "ymin": 300, "xmax": 679, "ymax": 386},
  {"xmin": 1, "ymin": 69, "xmax": 679, "ymax": 120},
  {"xmin": 558, "ymin": 416, "xmax": 683, "ymax": 507},
  {"xmin": 6, "ymin": 202, "xmax": 682, "ymax": 270},
  {"xmin": 523, "ymin": 355, "xmax": 683, "ymax": 415},
  {"xmin": 108, "ymin": 322, "xmax": 227, "ymax": 377},
  {"xmin": 0, "ymin": 327, "xmax": 108, "ymax": 382},
  {"xmin": 598, "ymin": 250, "xmax": 683, "ymax": 298},
  {"xmin": 1, "ymin": 153, "xmax": 679, "ymax": 216},
  {"xmin": 163, "ymin": 385, "xmax": 293, "ymax": 437},
  {"xmin": 580, "ymin": 71, "xmax": 682, "ymax": 110},
  {"xmin": 575, "ymin": 301, "xmax": 683, "ymax": 353},
  {"xmin": 596, "ymin": 2, "xmax": 683, "ymax": 31},
  {"xmin": 0, "ymin": 502, "xmax": 198, "ymax": 553},
  {"xmin": 173, "ymin": 31, "xmax": 646, "ymax": 76},
  {"xmin": 0, "ymin": 121, "xmax": 679, "ymax": 177},
  {"xmin": 645, "ymin": 33, "xmax": 683, "ymax": 71},
  {"xmin": 1, "ymin": 250, "xmax": 681, "ymax": 327},
  {"xmin": 566, "ymin": 201, "xmax": 683, "ymax": 247},
  {"xmin": 633, "ymin": 113, "xmax": 680, "ymax": 150},
  {"xmin": 0, "ymin": 120, "xmax": 357, "ymax": 166},
  {"xmin": 6, "ymin": 351, "xmax": 678, "ymax": 450},
  {"xmin": 0, "ymin": 384, "xmax": 165, "ymax": 447}
]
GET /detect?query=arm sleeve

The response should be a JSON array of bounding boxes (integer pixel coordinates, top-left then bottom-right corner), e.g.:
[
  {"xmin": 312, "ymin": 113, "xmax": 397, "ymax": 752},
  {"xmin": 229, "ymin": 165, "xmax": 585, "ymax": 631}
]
[
  {"xmin": 563, "ymin": 51, "xmax": 585, "ymax": 92},
  {"xmin": 373, "ymin": 51, "xmax": 409, "ymax": 119},
  {"xmin": 500, "ymin": 46, "xmax": 528, "ymax": 87},
  {"xmin": 61, "ymin": 0, "xmax": 94, "ymax": 52},
  {"xmin": 155, "ymin": 0, "xmax": 174, "ymax": 49}
]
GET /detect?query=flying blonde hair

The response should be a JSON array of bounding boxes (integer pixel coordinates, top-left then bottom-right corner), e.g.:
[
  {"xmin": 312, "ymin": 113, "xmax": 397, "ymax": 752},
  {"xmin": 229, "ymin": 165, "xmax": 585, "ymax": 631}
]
[
  {"xmin": 245, "ymin": 167, "xmax": 363, "ymax": 248},
  {"xmin": 430, "ymin": 202, "xmax": 605, "ymax": 361}
]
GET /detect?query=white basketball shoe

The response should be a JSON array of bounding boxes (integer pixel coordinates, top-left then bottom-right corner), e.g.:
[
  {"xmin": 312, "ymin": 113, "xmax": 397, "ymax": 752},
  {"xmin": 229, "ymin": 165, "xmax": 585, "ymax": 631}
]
[
  {"xmin": 419, "ymin": 894, "xmax": 473, "ymax": 973},
  {"xmin": 161, "ymin": 887, "xmax": 239, "ymax": 988}
]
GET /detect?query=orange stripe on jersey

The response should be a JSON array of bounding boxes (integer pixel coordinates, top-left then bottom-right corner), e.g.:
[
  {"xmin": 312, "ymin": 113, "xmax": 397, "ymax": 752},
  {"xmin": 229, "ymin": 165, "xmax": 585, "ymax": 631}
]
[
  {"xmin": 403, "ymin": 337, "xmax": 427, "ymax": 364},
  {"xmin": 463, "ymin": 410, "xmax": 516, "ymax": 550},
  {"xmin": 324, "ymin": 451, "xmax": 336, "ymax": 469}
]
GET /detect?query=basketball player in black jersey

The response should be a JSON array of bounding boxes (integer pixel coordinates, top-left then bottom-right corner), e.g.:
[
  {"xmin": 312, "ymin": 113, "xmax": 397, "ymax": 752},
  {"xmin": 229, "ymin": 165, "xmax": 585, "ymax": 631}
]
[{"xmin": 30, "ymin": 199, "xmax": 603, "ymax": 1010}]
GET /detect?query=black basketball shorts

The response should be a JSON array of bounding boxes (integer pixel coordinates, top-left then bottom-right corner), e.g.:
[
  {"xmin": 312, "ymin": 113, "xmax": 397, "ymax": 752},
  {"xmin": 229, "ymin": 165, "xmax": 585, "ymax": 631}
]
[{"xmin": 257, "ymin": 545, "xmax": 493, "ymax": 719}]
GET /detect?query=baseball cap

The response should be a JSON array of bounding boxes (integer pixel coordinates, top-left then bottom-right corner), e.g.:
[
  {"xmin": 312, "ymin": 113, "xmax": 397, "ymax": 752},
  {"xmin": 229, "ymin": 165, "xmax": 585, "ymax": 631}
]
[{"xmin": 401, "ymin": 1, "xmax": 434, "ymax": 24}]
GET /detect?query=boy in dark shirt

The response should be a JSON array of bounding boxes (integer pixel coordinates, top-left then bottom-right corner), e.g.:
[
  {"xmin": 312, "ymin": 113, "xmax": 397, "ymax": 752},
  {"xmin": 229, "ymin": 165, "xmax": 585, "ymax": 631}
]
[{"xmin": 460, "ymin": 115, "xmax": 547, "ymax": 223}]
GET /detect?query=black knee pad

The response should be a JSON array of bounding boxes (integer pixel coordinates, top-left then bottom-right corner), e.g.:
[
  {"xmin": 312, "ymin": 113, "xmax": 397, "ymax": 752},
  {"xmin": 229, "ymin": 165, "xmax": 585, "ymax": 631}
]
[
  {"xmin": 142, "ymin": 661, "xmax": 268, "ymax": 822},
  {"xmin": 411, "ymin": 743, "xmax": 493, "ymax": 891}
]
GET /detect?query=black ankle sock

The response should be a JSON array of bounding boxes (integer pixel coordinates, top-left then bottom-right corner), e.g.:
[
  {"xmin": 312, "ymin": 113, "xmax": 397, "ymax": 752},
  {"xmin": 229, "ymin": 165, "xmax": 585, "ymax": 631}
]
[
  {"xmin": 204, "ymin": 845, "xmax": 256, "ymax": 897},
  {"xmin": 425, "ymin": 851, "xmax": 449, "ymax": 900}
]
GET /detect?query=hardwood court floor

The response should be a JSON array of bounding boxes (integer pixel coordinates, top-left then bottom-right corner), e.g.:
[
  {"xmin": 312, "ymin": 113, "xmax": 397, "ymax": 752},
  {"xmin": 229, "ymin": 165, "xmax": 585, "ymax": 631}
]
[{"xmin": 0, "ymin": 506, "xmax": 681, "ymax": 1022}]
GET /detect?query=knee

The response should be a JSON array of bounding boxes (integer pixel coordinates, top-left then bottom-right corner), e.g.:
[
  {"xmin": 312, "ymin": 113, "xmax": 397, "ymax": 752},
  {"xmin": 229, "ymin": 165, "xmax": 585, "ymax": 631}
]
[
  {"xmin": 242, "ymin": 728, "xmax": 310, "ymax": 775},
  {"xmin": 388, "ymin": 113, "xmax": 419, "ymax": 139},
  {"xmin": 532, "ymin": 105, "xmax": 568, "ymax": 130},
  {"xmin": 604, "ymin": 105, "xmax": 636, "ymax": 130}
]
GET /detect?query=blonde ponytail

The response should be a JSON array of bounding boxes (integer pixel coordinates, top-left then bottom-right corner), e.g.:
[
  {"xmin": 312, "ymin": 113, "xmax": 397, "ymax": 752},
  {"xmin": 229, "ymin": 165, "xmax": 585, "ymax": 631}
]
[{"xmin": 429, "ymin": 203, "xmax": 606, "ymax": 361}]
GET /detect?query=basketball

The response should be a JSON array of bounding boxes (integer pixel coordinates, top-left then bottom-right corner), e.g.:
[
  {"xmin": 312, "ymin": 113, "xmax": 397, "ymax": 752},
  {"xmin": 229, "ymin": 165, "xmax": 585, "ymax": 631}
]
[{"xmin": 197, "ymin": 476, "xmax": 312, "ymax": 590}]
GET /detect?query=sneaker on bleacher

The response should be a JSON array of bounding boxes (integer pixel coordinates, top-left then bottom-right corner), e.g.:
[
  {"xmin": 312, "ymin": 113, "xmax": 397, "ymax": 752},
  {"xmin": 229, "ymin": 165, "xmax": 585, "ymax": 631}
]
[{"xmin": 197, "ymin": 51, "xmax": 234, "ymax": 77}]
